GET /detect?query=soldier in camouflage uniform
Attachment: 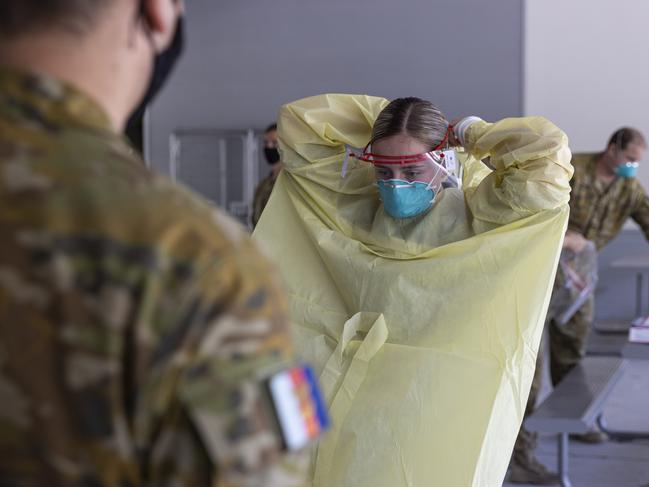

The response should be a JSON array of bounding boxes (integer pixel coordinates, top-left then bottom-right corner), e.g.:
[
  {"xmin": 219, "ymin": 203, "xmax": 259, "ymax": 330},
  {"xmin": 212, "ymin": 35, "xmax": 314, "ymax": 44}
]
[
  {"xmin": 252, "ymin": 124, "xmax": 281, "ymax": 228},
  {"xmin": 510, "ymin": 128, "xmax": 649, "ymax": 485},
  {"xmin": 0, "ymin": 1, "xmax": 311, "ymax": 485}
]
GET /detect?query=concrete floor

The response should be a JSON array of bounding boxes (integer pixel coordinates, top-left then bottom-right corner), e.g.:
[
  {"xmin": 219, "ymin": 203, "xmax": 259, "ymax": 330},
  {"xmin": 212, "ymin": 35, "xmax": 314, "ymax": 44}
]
[{"xmin": 503, "ymin": 329, "xmax": 649, "ymax": 487}]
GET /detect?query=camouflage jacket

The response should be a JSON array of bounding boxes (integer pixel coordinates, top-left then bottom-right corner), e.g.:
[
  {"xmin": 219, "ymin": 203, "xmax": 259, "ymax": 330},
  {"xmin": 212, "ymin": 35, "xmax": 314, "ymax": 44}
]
[
  {"xmin": 251, "ymin": 173, "xmax": 277, "ymax": 228},
  {"xmin": 0, "ymin": 69, "xmax": 306, "ymax": 486},
  {"xmin": 568, "ymin": 153, "xmax": 649, "ymax": 250}
]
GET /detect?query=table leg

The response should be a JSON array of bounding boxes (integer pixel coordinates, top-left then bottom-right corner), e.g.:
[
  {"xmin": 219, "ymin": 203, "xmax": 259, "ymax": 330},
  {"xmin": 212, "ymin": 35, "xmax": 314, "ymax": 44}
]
[
  {"xmin": 558, "ymin": 433, "xmax": 572, "ymax": 487},
  {"xmin": 636, "ymin": 272, "xmax": 643, "ymax": 318},
  {"xmin": 597, "ymin": 414, "xmax": 649, "ymax": 441}
]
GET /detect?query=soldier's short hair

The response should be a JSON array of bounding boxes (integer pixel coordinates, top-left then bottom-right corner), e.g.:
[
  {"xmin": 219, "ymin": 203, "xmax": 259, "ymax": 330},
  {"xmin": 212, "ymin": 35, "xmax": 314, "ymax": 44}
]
[
  {"xmin": 607, "ymin": 127, "xmax": 647, "ymax": 151},
  {"xmin": 0, "ymin": 0, "xmax": 113, "ymax": 38}
]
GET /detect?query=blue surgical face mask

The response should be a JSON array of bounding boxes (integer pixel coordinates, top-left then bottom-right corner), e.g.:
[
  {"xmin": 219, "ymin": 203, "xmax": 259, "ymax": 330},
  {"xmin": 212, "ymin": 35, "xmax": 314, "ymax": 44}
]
[
  {"xmin": 377, "ymin": 179, "xmax": 436, "ymax": 219},
  {"xmin": 616, "ymin": 161, "xmax": 639, "ymax": 178}
]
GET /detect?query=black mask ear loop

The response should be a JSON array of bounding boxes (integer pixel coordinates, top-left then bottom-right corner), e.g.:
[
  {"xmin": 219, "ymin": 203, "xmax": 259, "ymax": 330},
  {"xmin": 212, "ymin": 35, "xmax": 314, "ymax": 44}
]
[
  {"xmin": 126, "ymin": 0, "xmax": 185, "ymax": 133},
  {"xmin": 125, "ymin": 0, "xmax": 152, "ymax": 133}
]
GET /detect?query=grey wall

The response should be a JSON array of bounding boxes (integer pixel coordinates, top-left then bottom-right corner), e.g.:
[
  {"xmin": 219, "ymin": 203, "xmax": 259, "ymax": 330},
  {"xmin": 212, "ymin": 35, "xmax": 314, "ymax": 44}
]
[
  {"xmin": 147, "ymin": 0, "xmax": 523, "ymax": 174},
  {"xmin": 145, "ymin": 0, "xmax": 649, "ymax": 323}
]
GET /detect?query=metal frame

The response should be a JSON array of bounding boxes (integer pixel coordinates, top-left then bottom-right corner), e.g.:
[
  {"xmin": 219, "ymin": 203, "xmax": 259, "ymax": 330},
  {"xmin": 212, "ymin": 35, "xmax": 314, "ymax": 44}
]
[
  {"xmin": 597, "ymin": 414, "xmax": 649, "ymax": 442},
  {"xmin": 637, "ymin": 272, "xmax": 643, "ymax": 317},
  {"xmin": 589, "ymin": 258, "xmax": 649, "ymax": 444},
  {"xmin": 168, "ymin": 128, "xmax": 261, "ymax": 227}
]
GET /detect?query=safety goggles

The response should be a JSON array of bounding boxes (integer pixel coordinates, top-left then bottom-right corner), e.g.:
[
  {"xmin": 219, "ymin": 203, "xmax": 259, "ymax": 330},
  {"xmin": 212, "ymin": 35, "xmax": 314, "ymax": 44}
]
[
  {"xmin": 341, "ymin": 125, "xmax": 461, "ymax": 188},
  {"xmin": 343, "ymin": 146, "xmax": 460, "ymax": 190}
]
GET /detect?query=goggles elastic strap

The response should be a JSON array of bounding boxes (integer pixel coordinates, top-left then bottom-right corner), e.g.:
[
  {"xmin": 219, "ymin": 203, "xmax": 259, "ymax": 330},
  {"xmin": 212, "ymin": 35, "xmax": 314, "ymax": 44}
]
[{"xmin": 432, "ymin": 123, "xmax": 453, "ymax": 152}]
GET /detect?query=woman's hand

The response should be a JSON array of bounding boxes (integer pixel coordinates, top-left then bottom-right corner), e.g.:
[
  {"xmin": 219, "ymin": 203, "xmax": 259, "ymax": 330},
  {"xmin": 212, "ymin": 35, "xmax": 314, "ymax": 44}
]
[{"xmin": 448, "ymin": 118, "xmax": 463, "ymax": 147}]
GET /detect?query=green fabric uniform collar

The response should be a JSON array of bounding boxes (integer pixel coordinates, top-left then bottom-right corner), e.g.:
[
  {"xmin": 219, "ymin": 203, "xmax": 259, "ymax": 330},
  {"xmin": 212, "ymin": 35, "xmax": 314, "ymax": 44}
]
[{"xmin": 0, "ymin": 67, "xmax": 113, "ymax": 133}]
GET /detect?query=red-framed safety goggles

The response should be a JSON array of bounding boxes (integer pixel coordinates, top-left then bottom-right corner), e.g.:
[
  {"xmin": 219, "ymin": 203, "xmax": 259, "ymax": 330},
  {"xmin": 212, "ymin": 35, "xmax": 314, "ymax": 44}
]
[{"xmin": 351, "ymin": 124, "xmax": 453, "ymax": 166}]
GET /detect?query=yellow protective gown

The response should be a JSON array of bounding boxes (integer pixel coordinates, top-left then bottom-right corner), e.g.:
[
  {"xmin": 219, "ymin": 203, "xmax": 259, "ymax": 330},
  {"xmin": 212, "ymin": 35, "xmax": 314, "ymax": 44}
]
[{"xmin": 254, "ymin": 94, "xmax": 573, "ymax": 487}]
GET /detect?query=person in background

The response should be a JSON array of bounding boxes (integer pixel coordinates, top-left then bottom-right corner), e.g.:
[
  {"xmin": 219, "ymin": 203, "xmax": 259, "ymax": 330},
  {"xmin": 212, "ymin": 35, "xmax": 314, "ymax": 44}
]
[
  {"xmin": 252, "ymin": 123, "xmax": 282, "ymax": 227},
  {"xmin": 0, "ymin": 0, "xmax": 320, "ymax": 485},
  {"xmin": 510, "ymin": 127, "xmax": 649, "ymax": 485}
]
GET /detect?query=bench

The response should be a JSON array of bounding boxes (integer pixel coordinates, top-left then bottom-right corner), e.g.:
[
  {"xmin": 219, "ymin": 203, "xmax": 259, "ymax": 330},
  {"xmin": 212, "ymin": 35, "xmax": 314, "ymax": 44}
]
[
  {"xmin": 596, "ymin": 341, "xmax": 649, "ymax": 442},
  {"xmin": 592, "ymin": 320, "xmax": 631, "ymax": 335},
  {"xmin": 622, "ymin": 342, "xmax": 649, "ymax": 360},
  {"xmin": 586, "ymin": 329, "xmax": 628, "ymax": 357},
  {"xmin": 524, "ymin": 356, "xmax": 626, "ymax": 487}
]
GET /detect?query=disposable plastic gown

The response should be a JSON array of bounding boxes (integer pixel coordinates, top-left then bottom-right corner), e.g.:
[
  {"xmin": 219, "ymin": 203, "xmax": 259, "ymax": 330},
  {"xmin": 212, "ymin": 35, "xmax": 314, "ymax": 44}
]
[
  {"xmin": 550, "ymin": 241, "xmax": 598, "ymax": 326},
  {"xmin": 254, "ymin": 94, "xmax": 573, "ymax": 487}
]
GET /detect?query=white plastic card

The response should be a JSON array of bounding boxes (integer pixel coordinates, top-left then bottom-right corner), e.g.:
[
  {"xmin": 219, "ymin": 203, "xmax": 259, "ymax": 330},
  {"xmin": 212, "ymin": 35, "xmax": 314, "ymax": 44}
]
[
  {"xmin": 629, "ymin": 325, "xmax": 649, "ymax": 344},
  {"xmin": 442, "ymin": 150, "xmax": 457, "ymax": 173}
]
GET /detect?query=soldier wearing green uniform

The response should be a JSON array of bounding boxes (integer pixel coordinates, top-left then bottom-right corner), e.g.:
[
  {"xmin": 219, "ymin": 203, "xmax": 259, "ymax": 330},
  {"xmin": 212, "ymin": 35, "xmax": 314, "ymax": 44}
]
[
  {"xmin": 0, "ymin": 1, "xmax": 313, "ymax": 485},
  {"xmin": 510, "ymin": 128, "xmax": 649, "ymax": 485},
  {"xmin": 252, "ymin": 124, "xmax": 282, "ymax": 228}
]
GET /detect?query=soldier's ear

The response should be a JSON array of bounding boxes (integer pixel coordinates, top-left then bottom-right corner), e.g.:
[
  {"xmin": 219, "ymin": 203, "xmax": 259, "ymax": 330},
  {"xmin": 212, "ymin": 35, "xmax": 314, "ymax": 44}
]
[{"xmin": 140, "ymin": 0, "xmax": 179, "ymax": 53}]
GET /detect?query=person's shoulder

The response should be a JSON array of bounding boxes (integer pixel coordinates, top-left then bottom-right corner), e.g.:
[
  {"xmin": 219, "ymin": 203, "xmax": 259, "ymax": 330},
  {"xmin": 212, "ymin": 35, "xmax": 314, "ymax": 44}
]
[
  {"xmin": 255, "ymin": 173, "xmax": 276, "ymax": 193},
  {"xmin": 570, "ymin": 152, "xmax": 598, "ymax": 166},
  {"xmin": 3, "ymin": 117, "xmax": 153, "ymax": 190},
  {"xmin": 56, "ymin": 128, "xmax": 228, "ymax": 238},
  {"xmin": 440, "ymin": 187, "xmax": 469, "ymax": 213},
  {"xmin": 570, "ymin": 152, "xmax": 598, "ymax": 179},
  {"xmin": 627, "ymin": 176, "xmax": 649, "ymax": 196},
  {"xmin": 2, "ymin": 122, "xmax": 252, "ymax": 265},
  {"xmin": 445, "ymin": 187, "xmax": 466, "ymax": 199},
  {"xmin": 128, "ymin": 170, "xmax": 257, "ymax": 263}
]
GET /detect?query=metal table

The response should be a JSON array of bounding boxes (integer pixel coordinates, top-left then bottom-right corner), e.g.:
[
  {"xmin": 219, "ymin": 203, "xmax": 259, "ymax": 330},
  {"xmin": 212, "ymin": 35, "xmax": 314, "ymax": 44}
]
[
  {"xmin": 594, "ymin": 256, "xmax": 649, "ymax": 441},
  {"xmin": 622, "ymin": 341, "xmax": 649, "ymax": 360},
  {"xmin": 526, "ymin": 357, "xmax": 626, "ymax": 487},
  {"xmin": 598, "ymin": 342, "xmax": 649, "ymax": 440},
  {"xmin": 609, "ymin": 254, "xmax": 649, "ymax": 317}
]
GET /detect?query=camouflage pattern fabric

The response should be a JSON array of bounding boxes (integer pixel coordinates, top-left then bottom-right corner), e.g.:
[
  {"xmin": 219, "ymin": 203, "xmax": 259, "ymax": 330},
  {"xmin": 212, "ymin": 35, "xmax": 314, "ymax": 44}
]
[
  {"xmin": 513, "ymin": 264, "xmax": 595, "ymax": 461},
  {"xmin": 251, "ymin": 174, "xmax": 277, "ymax": 228},
  {"xmin": 513, "ymin": 151, "xmax": 649, "ymax": 463},
  {"xmin": 0, "ymin": 68, "xmax": 307, "ymax": 487},
  {"xmin": 568, "ymin": 153, "xmax": 649, "ymax": 249},
  {"xmin": 545, "ymin": 152, "xmax": 649, "ymax": 386}
]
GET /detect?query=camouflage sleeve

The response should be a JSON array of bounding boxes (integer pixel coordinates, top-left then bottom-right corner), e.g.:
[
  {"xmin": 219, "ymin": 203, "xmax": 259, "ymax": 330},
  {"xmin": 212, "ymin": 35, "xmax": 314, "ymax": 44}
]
[
  {"xmin": 251, "ymin": 183, "xmax": 265, "ymax": 228},
  {"xmin": 251, "ymin": 177, "xmax": 274, "ymax": 229},
  {"xmin": 0, "ymin": 69, "xmax": 309, "ymax": 486},
  {"xmin": 140, "ymin": 210, "xmax": 309, "ymax": 487},
  {"xmin": 630, "ymin": 184, "xmax": 649, "ymax": 243},
  {"xmin": 0, "ymin": 210, "xmax": 308, "ymax": 487}
]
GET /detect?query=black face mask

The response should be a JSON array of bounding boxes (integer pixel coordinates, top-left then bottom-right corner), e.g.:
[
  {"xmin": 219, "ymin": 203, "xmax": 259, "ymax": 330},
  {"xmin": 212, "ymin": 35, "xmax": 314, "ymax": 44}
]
[
  {"xmin": 126, "ymin": 14, "xmax": 185, "ymax": 132},
  {"xmin": 264, "ymin": 147, "xmax": 280, "ymax": 165}
]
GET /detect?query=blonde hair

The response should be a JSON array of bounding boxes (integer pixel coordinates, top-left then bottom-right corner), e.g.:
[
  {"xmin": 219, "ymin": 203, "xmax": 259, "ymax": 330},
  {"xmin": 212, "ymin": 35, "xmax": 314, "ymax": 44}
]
[{"xmin": 370, "ymin": 97, "xmax": 449, "ymax": 150}]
